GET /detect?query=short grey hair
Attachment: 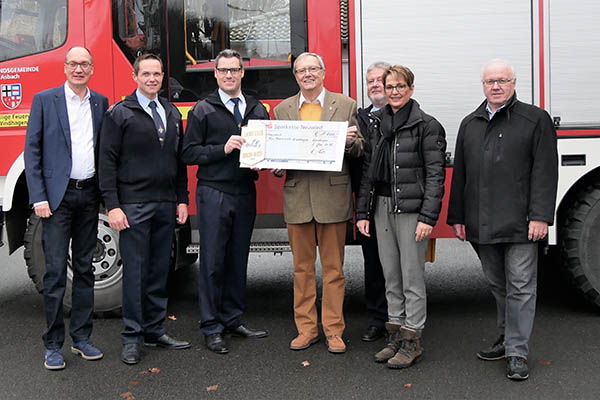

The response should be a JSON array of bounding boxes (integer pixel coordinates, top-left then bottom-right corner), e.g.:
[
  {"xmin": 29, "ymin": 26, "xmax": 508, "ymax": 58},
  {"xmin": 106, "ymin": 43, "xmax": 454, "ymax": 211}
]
[
  {"xmin": 293, "ymin": 52, "xmax": 325, "ymax": 73},
  {"xmin": 481, "ymin": 59, "xmax": 516, "ymax": 80},
  {"xmin": 215, "ymin": 49, "xmax": 244, "ymax": 69},
  {"xmin": 366, "ymin": 61, "xmax": 391, "ymax": 80}
]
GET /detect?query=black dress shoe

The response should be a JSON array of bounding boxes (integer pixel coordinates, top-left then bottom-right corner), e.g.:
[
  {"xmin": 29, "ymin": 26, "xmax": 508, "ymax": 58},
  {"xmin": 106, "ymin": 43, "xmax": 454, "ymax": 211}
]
[
  {"xmin": 225, "ymin": 324, "xmax": 269, "ymax": 339},
  {"xmin": 206, "ymin": 333, "xmax": 229, "ymax": 354},
  {"xmin": 121, "ymin": 343, "xmax": 140, "ymax": 365},
  {"xmin": 361, "ymin": 326, "xmax": 386, "ymax": 342},
  {"xmin": 144, "ymin": 333, "xmax": 191, "ymax": 350}
]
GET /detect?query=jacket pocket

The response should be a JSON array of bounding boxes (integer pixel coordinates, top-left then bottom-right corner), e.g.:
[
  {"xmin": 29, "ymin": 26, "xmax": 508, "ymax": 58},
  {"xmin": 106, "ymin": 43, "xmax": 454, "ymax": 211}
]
[
  {"xmin": 415, "ymin": 169, "xmax": 424, "ymax": 195},
  {"xmin": 329, "ymin": 175, "xmax": 349, "ymax": 185}
]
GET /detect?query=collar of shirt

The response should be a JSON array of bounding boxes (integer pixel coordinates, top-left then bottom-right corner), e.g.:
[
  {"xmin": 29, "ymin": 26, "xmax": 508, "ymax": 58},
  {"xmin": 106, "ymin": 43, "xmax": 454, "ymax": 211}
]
[
  {"xmin": 486, "ymin": 102, "xmax": 507, "ymax": 119},
  {"xmin": 298, "ymin": 89, "xmax": 325, "ymax": 109},
  {"xmin": 371, "ymin": 105, "xmax": 381, "ymax": 112},
  {"xmin": 64, "ymin": 82, "xmax": 90, "ymax": 104},
  {"xmin": 136, "ymin": 89, "xmax": 159, "ymax": 110},
  {"xmin": 218, "ymin": 88, "xmax": 246, "ymax": 117},
  {"xmin": 136, "ymin": 89, "xmax": 167, "ymax": 129}
]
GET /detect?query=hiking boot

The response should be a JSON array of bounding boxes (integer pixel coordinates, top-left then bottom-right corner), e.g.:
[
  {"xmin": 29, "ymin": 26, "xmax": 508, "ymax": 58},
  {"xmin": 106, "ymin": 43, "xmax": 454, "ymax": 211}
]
[
  {"xmin": 506, "ymin": 356, "xmax": 529, "ymax": 380},
  {"xmin": 387, "ymin": 326, "xmax": 423, "ymax": 369},
  {"xmin": 374, "ymin": 322, "xmax": 402, "ymax": 363},
  {"xmin": 477, "ymin": 334, "xmax": 505, "ymax": 361}
]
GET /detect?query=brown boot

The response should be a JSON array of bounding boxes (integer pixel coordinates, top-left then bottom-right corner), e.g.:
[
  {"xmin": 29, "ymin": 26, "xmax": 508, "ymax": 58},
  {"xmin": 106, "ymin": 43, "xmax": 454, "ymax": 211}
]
[
  {"xmin": 374, "ymin": 322, "xmax": 402, "ymax": 363},
  {"xmin": 387, "ymin": 326, "xmax": 423, "ymax": 369}
]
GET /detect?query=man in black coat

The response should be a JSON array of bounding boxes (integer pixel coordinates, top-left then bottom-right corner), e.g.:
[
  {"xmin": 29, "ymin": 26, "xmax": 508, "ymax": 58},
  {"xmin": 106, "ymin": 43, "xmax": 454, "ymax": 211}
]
[
  {"xmin": 447, "ymin": 60, "xmax": 558, "ymax": 381},
  {"xmin": 99, "ymin": 53, "xmax": 191, "ymax": 365},
  {"xmin": 352, "ymin": 61, "xmax": 390, "ymax": 342},
  {"xmin": 182, "ymin": 49, "xmax": 269, "ymax": 354}
]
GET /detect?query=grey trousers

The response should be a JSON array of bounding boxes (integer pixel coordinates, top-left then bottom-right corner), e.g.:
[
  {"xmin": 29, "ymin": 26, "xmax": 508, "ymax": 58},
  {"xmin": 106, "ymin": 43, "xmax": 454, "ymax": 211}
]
[
  {"xmin": 374, "ymin": 196, "xmax": 428, "ymax": 331},
  {"xmin": 476, "ymin": 242, "xmax": 538, "ymax": 359}
]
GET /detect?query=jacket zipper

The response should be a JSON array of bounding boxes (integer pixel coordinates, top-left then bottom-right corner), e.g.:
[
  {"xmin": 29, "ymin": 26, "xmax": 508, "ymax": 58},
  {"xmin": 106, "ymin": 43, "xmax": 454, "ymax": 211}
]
[{"xmin": 392, "ymin": 134, "xmax": 399, "ymax": 213}]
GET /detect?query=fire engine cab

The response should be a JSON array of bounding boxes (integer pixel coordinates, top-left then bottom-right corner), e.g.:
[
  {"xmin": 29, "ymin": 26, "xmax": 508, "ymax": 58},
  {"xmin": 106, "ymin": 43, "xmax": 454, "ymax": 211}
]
[{"xmin": 0, "ymin": 0, "xmax": 599, "ymax": 312}]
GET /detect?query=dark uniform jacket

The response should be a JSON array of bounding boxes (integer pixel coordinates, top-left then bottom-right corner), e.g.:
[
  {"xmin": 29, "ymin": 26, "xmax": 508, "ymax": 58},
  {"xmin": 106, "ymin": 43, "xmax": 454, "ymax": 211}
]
[
  {"xmin": 181, "ymin": 90, "xmax": 269, "ymax": 194},
  {"xmin": 447, "ymin": 94, "xmax": 558, "ymax": 244},
  {"xmin": 99, "ymin": 92, "xmax": 189, "ymax": 211},
  {"xmin": 356, "ymin": 100, "xmax": 446, "ymax": 226}
]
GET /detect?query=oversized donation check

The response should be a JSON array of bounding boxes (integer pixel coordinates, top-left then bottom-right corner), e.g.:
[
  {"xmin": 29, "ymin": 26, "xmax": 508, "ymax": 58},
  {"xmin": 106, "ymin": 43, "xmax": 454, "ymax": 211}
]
[{"xmin": 239, "ymin": 120, "xmax": 349, "ymax": 171}]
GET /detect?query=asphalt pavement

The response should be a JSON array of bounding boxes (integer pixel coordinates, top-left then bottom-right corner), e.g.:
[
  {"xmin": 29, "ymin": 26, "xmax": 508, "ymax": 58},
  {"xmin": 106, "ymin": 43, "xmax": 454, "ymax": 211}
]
[{"xmin": 0, "ymin": 239, "xmax": 599, "ymax": 400}]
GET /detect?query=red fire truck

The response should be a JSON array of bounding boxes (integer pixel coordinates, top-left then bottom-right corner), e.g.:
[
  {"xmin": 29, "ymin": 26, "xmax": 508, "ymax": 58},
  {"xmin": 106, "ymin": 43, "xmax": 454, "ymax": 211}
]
[{"xmin": 1, "ymin": 0, "xmax": 599, "ymax": 312}]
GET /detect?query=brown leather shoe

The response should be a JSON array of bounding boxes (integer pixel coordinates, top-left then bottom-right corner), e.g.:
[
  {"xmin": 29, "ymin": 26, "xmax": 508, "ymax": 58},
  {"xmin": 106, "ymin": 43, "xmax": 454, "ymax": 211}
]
[
  {"xmin": 326, "ymin": 335, "xmax": 346, "ymax": 354},
  {"xmin": 289, "ymin": 333, "xmax": 319, "ymax": 350}
]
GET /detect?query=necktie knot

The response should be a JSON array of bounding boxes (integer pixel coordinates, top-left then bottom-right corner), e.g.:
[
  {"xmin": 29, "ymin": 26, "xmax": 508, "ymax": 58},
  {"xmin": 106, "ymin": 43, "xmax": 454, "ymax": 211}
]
[
  {"xmin": 149, "ymin": 100, "xmax": 157, "ymax": 110},
  {"xmin": 231, "ymin": 97, "xmax": 240, "ymax": 105}
]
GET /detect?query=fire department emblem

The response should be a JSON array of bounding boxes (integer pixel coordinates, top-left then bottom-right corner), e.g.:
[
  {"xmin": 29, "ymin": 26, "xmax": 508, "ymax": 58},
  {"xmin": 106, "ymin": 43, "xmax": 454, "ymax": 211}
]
[{"xmin": 1, "ymin": 83, "xmax": 22, "ymax": 110}]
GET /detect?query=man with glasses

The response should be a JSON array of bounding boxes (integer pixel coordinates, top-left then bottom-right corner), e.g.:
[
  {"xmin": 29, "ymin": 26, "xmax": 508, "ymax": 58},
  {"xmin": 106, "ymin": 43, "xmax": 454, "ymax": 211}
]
[
  {"xmin": 352, "ymin": 61, "xmax": 390, "ymax": 342},
  {"xmin": 99, "ymin": 53, "xmax": 191, "ymax": 365},
  {"xmin": 182, "ymin": 49, "xmax": 270, "ymax": 355},
  {"xmin": 273, "ymin": 52, "xmax": 363, "ymax": 354},
  {"xmin": 25, "ymin": 46, "xmax": 108, "ymax": 370},
  {"xmin": 448, "ymin": 59, "xmax": 558, "ymax": 380}
]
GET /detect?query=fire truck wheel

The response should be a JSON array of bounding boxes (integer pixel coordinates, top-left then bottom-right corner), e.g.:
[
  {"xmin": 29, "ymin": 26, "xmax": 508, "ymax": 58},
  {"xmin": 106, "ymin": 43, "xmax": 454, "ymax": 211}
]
[
  {"xmin": 560, "ymin": 183, "xmax": 600, "ymax": 308},
  {"xmin": 23, "ymin": 213, "xmax": 123, "ymax": 315}
]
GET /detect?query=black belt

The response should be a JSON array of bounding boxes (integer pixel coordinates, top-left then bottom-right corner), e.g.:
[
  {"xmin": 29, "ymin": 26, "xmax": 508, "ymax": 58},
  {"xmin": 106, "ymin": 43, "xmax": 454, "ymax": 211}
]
[{"xmin": 68, "ymin": 177, "xmax": 95, "ymax": 189}]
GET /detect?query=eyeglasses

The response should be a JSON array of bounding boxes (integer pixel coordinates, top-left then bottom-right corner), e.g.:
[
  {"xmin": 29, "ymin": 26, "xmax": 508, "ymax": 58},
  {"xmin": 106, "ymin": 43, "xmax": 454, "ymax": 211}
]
[
  {"xmin": 216, "ymin": 67, "xmax": 242, "ymax": 75},
  {"xmin": 294, "ymin": 66, "xmax": 322, "ymax": 75},
  {"xmin": 482, "ymin": 78, "xmax": 514, "ymax": 87},
  {"xmin": 385, "ymin": 83, "xmax": 408, "ymax": 92},
  {"xmin": 65, "ymin": 61, "xmax": 92, "ymax": 71},
  {"xmin": 367, "ymin": 77, "xmax": 383, "ymax": 85}
]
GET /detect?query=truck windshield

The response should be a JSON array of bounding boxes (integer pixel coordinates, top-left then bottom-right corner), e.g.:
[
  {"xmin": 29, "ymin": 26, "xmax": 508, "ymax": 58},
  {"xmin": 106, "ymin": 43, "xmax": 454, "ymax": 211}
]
[{"xmin": 0, "ymin": 0, "xmax": 67, "ymax": 62}]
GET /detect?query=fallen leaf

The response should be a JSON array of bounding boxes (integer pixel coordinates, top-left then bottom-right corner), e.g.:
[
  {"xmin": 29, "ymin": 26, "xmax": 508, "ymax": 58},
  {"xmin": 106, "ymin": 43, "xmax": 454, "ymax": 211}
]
[
  {"xmin": 138, "ymin": 370, "xmax": 148, "ymax": 375},
  {"xmin": 129, "ymin": 381, "xmax": 141, "ymax": 385},
  {"xmin": 206, "ymin": 384, "xmax": 219, "ymax": 391},
  {"xmin": 120, "ymin": 392, "xmax": 136, "ymax": 400},
  {"xmin": 301, "ymin": 360, "xmax": 310, "ymax": 367},
  {"xmin": 539, "ymin": 360, "xmax": 551, "ymax": 366},
  {"xmin": 149, "ymin": 367, "xmax": 161, "ymax": 374},
  {"xmin": 168, "ymin": 315, "xmax": 177, "ymax": 321},
  {"xmin": 404, "ymin": 383, "xmax": 412, "ymax": 388}
]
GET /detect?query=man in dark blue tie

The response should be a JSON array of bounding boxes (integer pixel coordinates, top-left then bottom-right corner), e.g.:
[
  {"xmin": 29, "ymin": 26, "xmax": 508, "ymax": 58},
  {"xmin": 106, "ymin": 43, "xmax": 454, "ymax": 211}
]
[
  {"xmin": 25, "ymin": 46, "xmax": 108, "ymax": 370},
  {"xmin": 182, "ymin": 49, "xmax": 270, "ymax": 354},
  {"xmin": 99, "ymin": 53, "xmax": 190, "ymax": 364}
]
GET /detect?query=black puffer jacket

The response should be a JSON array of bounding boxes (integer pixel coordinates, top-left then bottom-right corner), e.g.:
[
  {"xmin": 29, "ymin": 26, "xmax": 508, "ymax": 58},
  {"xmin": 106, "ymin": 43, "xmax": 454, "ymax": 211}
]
[{"xmin": 356, "ymin": 100, "xmax": 446, "ymax": 226}]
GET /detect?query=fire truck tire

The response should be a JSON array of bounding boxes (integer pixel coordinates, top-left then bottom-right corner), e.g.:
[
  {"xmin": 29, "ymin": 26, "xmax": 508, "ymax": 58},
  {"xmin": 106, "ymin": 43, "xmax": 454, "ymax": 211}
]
[
  {"xmin": 23, "ymin": 213, "xmax": 124, "ymax": 314},
  {"xmin": 559, "ymin": 183, "xmax": 600, "ymax": 308}
]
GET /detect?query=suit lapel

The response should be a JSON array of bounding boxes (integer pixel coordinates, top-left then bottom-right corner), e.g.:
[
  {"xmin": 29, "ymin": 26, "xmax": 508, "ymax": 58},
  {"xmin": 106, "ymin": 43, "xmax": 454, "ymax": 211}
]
[
  {"xmin": 286, "ymin": 93, "xmax": 301, "ymax": 120},
  {"xmin": 90, "ymin": 91, "xmax": 102, "ymax": 146},
  {"xmin": 321, "ymin": 90, "xmax": 337, "ymax": 121},
  {"xmin": 54, "ymin": 87, "xmax": 72, "ymax": 154}
]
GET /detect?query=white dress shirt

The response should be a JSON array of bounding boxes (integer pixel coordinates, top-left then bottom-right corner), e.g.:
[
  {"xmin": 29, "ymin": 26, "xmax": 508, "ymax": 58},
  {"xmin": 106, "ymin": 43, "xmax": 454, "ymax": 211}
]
[{"xmin": 65, "ymin": 82, "xmax": 95, "ymax": 180}]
